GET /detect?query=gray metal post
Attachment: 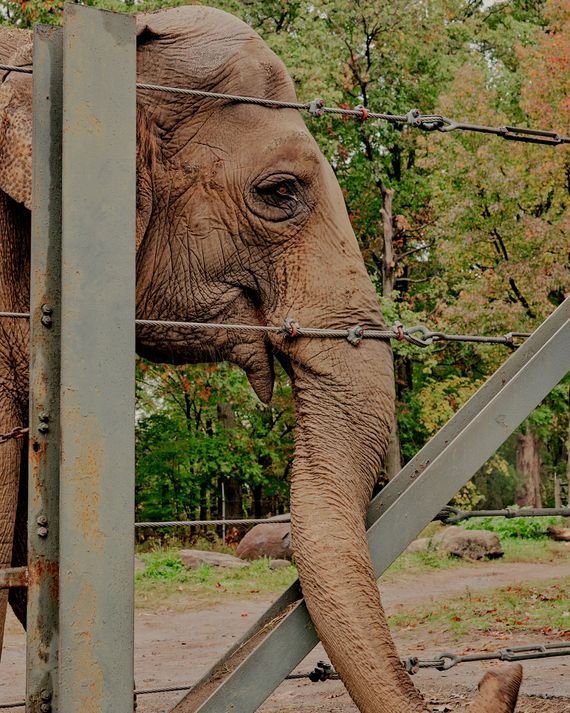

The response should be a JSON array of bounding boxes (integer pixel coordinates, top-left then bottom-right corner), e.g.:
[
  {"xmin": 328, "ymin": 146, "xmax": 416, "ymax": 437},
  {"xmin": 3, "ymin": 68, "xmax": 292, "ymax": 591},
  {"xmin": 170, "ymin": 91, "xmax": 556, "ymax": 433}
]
[
  {"xmin": 173, "ymin": 298, "xmax": 570, "ymax": 713},
  {"xmin": 59, "ymin": 6, "xmax": 136, "ymax": 713},
  {"xmin": 27, "ymin": 25, "xmax": 63, "ymax": 713}
]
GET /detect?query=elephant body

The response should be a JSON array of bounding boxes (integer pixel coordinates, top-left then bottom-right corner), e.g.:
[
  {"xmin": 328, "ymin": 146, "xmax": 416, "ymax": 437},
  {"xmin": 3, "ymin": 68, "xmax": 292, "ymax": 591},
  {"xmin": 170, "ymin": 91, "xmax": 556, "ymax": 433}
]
[{"xmin": 0, "ymin": 7, "xmax": 520, "ymax": 712}]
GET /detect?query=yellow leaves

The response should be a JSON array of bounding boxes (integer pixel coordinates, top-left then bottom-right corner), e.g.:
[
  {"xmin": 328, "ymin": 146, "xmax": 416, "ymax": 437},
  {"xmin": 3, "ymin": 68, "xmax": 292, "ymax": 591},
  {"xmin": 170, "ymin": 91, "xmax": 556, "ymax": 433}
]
[{"xmin": 417, "ymin": 376, "xmax": 482, "ymax": 435}]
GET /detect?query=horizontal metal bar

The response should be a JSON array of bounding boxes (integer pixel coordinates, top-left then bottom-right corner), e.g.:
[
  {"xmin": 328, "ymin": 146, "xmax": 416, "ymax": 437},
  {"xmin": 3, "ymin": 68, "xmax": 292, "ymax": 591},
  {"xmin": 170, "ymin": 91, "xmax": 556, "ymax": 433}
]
[{"xmin": 0, "ymin": 567, "xmax": 28, "ymax": 589}]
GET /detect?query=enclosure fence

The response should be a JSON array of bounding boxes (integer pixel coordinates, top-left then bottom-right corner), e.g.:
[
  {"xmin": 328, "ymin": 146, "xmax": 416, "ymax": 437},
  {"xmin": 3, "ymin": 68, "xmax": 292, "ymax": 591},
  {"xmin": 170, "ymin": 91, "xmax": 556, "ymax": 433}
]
[{"xmin": 0, "ymin": 6, "xmax": 569, "ymax": 713}]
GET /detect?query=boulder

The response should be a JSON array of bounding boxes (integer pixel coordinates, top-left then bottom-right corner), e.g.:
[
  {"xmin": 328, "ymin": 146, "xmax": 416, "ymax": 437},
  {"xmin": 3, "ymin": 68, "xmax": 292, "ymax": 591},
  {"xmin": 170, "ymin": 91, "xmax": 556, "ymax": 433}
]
[
  {"xmin": 405, "ymin": 537, "xmax": 430, "ymax": 554},
  {"xmin": 546, "ymin": 525, "xmax": 570, "ymax": 542},
  {"xmin": 433, "ymin": 526, "xmax": 503, "ymax": 560},
  {"xmin": 180, "ymin": 549, "xmax": 247, "ymax": 569},
  {"xmin": 236, "ymin": 522, "xmax": 292, "ymax": 561}
]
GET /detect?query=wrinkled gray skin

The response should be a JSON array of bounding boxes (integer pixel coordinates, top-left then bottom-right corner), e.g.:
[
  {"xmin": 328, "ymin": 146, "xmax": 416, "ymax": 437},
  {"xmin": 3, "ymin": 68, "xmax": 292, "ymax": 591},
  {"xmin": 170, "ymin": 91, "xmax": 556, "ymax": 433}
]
[{"xmin": 0, "ymin": 7, "xmax": 521, "ymax": 712}]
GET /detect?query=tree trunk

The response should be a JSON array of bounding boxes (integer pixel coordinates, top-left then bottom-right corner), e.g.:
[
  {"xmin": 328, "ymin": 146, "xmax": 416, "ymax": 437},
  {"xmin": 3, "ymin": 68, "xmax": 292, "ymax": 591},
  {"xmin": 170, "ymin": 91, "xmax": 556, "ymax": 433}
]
[
  {"xmin": 515, "ymin": 426, "xmax": 542, "ymax": 508},
  {"xmin": 567, "ymin": 387, "xmax": 570, "ymax": 507},
  {"xmin": 217, "ymin": 402, "xmax": 243, "ymax": 519},
  {"xmin": 380, "ymin": 185, "xmax": 401, "ymax": 479}
]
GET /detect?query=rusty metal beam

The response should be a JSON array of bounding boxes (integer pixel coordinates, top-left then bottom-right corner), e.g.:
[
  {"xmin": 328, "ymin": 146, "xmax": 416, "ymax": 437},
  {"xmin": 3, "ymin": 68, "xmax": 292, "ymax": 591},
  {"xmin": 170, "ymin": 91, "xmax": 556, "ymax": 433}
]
[
  {"xmin": 58, "ymin": 7, "xmax": 136, "ymax": 712},
  {"xmin": 0, "ymin": 567, "xmax": 28, "ymax": 589},
  {"xmin": 27, "ymin": 24, "xmax": 63, "ymax": 713}
]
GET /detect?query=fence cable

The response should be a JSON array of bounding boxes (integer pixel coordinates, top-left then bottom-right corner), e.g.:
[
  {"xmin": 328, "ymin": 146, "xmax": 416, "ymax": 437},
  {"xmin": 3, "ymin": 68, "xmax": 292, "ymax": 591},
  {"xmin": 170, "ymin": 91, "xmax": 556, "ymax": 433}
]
[
  {"xmin": 135, "ymin": 516, "xmax": 290, "ymax": 528},
  {"xmin": 437, "ymin": 506, "xmax": 570, "ymax": 524},
  {"xmin": 135, "ymin": 318, "xmax": 532, "ymax": 349},
  {"xmin": 3, "ymin": 643, "xmax": 569, "ymax": 708},
  {"xmin": 0, "ymin": 310, "xmax": 533, "ymax": 349},
  {"xmin": 0, "ymin": 427, "xmax": 29, "ymax": 446},
  {"xmin": 2, "ymin": 63, "xmax": 568, "ymax": 146}
]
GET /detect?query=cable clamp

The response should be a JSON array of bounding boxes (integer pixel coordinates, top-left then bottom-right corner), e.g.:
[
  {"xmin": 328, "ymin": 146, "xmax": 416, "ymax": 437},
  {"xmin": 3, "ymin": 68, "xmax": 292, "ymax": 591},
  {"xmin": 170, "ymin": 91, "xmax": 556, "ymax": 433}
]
[
  {"xmin": 283, "ymin": 318, "xmax": 301, "ymax": 338},
  {"xmin": 308, "ymin": 98, "xmax": 325, "ymax": 117},
  {"xmin": 403, "ymin": 656, "xmax": 420, "ymax": 674},
  {"xmin": 308, "ymin": 661, "xmax": 334, "ymax": 682},
  {"xmin": 347, "ymin": 325, "xmax": 364, "ymax": 346},
  {"xmin": 354, "ymin": 104, "xmax": 369, "ymax": 122}
]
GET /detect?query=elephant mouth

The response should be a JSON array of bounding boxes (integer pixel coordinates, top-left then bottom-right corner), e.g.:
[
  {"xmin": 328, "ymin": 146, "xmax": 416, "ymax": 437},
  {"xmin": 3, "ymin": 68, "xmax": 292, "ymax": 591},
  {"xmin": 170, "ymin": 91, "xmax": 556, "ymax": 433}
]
[{"xmin": 230, "ymin": 336, "xmax": 275, "ymax": 403}]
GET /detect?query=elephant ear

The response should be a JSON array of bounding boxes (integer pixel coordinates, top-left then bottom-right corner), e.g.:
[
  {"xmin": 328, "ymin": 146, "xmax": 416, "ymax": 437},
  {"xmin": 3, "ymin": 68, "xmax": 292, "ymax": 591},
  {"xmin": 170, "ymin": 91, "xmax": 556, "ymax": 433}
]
[
  {"xmin": 135, "ymin": 18, "xmax": 163, "ymax": 251},
  {"xmin": 0, "ymin": 34, "xmax": 33, "ymax": 210}
]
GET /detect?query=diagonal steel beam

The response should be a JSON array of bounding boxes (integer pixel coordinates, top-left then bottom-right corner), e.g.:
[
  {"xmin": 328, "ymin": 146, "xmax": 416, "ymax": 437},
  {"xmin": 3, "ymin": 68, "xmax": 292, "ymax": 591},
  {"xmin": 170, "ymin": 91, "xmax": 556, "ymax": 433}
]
[{"xmin": 172, "ymin": 297, "xmax": 570, "ymax": 713}]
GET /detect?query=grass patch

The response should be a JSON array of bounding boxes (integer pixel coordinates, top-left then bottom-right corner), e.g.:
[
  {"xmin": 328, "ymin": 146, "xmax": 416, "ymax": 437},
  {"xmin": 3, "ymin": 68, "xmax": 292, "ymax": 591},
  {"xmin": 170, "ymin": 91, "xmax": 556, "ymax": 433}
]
[
  {"xmin": 381, "ymin": 533, "xmax": 569, "ymax": 583},
  {"xmin": 463, "ymin": 515, "xmax": 568, "ymax": 540},
  {"xmin": 501, "ymin": 538, "xmax": 570, "ymax": 562},
  {"xmin": 135, "ymin": 548, "xmax": 297, "ymax": 610},
  {"xmin": 381, "ymin": 547, "xmax": 468, "ymax": 582},
  {"xmin": 388, "ymin": 575, "xmax": 570, "ymax": 640}
]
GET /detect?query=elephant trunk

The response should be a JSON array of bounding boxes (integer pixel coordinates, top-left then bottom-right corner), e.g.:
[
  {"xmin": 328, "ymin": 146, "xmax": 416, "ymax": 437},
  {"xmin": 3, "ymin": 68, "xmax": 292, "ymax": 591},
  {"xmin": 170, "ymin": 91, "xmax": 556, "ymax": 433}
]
[
  {"xmin": 285, "ymin": 336, "xmax": 426, "ymax": 713},
  {"xmin": 285, "ymin": 336, "xmax": 521, "ymax": 713}
]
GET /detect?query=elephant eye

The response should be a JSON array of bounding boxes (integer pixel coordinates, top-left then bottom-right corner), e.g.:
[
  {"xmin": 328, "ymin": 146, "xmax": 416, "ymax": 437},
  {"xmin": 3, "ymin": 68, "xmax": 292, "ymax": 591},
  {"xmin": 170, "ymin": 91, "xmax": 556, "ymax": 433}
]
[
  {"xmin": 249, "ymin": 173, "xmax": 309, "ymax": 224},
  {"xmin": 256, "ymin": 178, "xmax": 298, "ymax": 206}
]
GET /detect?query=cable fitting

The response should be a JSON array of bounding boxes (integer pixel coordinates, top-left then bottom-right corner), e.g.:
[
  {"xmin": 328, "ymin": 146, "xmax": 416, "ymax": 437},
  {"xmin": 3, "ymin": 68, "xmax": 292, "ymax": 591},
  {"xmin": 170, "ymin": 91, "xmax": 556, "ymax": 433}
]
[
  {"xmin": 308, "ymin": 661, "xmax": 334, "ymax": 682},
  {"xmin": 308, "ymin": 98, "xmax": 325, "ymax": 117},
  {"xmin": 403, "ymin": 656, "xmax": 420, "ymax": 674},
  {"xmin": 353, "ymin": 104, "xmax": 369, "ymax": 122},
  {"xmin": 347, "ymin": 325, "xmax": 364, "ymax": 346},
  {"xmin": 283, "ymin": 318, "xmax": 301, "ymax": 338}
]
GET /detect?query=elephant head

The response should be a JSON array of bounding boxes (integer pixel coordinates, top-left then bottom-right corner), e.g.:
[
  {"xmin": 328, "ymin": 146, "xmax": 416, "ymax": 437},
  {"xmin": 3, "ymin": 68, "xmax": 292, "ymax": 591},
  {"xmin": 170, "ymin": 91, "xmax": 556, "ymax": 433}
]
[{"xmin": 0, "ymin": 6, "xmax": 521, "ymax": 711}]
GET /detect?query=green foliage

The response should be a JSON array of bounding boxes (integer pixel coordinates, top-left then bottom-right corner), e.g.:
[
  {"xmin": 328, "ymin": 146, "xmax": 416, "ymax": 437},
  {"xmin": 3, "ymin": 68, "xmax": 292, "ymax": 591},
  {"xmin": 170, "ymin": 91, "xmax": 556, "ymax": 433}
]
[
  {"xmin": 135, "ymin": 548, "xmax": 298, "ymax": 608},
  {"xmin": 463, "ymin": 514, "xmax": 567, "ymax": 539},
  {"xmin": 135, "ymin": 361, "xmax": 295, "ymax": 523},
  {"xmin": 2, "ymin": 0, "xmax": 567, "ymax": 515}
]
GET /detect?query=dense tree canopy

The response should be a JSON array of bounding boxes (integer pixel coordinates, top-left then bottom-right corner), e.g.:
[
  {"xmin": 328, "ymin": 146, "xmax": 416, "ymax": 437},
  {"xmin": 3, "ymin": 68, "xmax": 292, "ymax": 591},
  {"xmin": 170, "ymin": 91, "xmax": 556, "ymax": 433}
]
[{"xmin": 3, "ymin": 0, "xmax": 568, "ymax": 520}]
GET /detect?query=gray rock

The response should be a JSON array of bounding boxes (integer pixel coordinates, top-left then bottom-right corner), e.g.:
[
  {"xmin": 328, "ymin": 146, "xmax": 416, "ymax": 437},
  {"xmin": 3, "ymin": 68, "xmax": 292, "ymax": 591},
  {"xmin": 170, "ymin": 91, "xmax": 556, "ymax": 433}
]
[
  {"xmin": 405, "ymin": 537, "xmax": 430, "ymax": 554},
  {"xmin": 269, "ymin": 559, "xmax": 292, "ymax": 570},
  {"xmin": 180, "ymin": 549, "xmax": 248, "ymax": 569},
  {"xmin": 433, "ymin": 526, "xmax": 503, "ymax": 560},
  {"xmin": 236, "ymin": 522, "xmax": 292, "ymax": 561}
]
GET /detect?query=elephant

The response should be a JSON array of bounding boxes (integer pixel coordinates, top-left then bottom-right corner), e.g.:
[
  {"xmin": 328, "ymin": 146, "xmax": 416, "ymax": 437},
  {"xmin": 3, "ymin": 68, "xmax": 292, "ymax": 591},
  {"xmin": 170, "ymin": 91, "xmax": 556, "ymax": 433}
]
[{"xmin": 0, "ymin": 6, "xmax": 522, "ymax": 713}]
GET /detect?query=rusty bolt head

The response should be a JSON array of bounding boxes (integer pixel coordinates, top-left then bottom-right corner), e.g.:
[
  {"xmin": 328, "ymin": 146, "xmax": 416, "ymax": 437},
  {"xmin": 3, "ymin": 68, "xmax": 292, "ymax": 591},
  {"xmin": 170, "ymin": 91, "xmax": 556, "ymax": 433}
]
[
  {"xmin": 39, "ymin": 413, "xmax": 50, "ymax": 423},
  {"xmin": 40, "ymin": 690, "xmax": 52, "ymax": 701},
  {"xmin": 37, "ymin": 515, "xmax": 48, "ymax": 526},
  {"xmin": 41, "ymin": 304, "xmax": 53, "ymax": 315},
  {"xmin": 38, "ymin": 423, "xmax": 49, "ymax": 434},
  {"xmin": 37, "ymin": 526, "xmax": 48, "ymax": 538},
  {"xmin": 41, "ymin": 315, "xmax": 53, "ymax": 327},
  {"xmin": 40, "ymin": 704, "xmax": 51, "ymax": 713}
]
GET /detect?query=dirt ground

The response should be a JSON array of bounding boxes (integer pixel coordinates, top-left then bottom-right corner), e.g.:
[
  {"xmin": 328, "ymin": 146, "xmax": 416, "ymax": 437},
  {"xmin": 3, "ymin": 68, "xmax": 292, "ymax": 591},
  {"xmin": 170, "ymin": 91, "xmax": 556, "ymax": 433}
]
[{"xmin": 2, "ymin": 559, "xmax": 570, "ymax": 712}]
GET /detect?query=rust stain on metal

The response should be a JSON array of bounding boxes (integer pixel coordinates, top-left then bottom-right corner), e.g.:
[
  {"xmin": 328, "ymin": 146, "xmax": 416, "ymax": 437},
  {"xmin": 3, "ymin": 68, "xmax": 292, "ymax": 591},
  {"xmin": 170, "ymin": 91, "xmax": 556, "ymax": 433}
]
[
  {"xmin": 0, "ymin": 566, "xmax": 28, "ymax": 589},
  {"xmin": 65, "ymin": 578, "xmax": 104, "ymax": 712},
  {"xmin": 28, "ymin": 559, "xmax": 59, "ymax": 601},
  {"xmin": 64, "ymin": 412, "xmax": 105, "ymax": 543}
]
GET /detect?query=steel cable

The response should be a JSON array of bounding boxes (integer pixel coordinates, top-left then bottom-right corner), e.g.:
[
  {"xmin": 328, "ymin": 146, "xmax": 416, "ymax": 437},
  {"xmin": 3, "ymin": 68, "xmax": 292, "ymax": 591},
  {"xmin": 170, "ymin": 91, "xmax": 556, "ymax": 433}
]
[
  {"xmin": 437, "ymin": 505, "xmax": 570, "ymax": 524},
  {"xmin": 136, "ymin": 516, "xmax": 290, "ymax": 528},
  {"xmin": 2, "ymin": 644, "xmax": 569, "ymax": 708},
  {"xmin": 2, "ymin": 63, "xmax": 568, "ymax": 145}
]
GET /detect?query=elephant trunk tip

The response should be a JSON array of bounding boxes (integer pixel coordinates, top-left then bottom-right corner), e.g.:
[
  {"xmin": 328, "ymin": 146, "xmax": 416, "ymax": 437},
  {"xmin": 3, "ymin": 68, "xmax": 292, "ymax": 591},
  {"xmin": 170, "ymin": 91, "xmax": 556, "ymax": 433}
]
[{"xmin": 470, "ymin": 664, "xmax": 522, "ymax": 713}]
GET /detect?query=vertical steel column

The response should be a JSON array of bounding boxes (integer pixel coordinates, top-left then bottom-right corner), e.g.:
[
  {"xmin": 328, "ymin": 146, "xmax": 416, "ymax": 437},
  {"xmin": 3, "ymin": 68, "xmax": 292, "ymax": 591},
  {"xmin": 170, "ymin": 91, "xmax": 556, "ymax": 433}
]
[
  {"xmin": 27, "ymin": 25, "xmax": 63, "ymax": 713},
  {"xmin": 59, "ymin": 6, "xmax": 136, "ymax": 713}
]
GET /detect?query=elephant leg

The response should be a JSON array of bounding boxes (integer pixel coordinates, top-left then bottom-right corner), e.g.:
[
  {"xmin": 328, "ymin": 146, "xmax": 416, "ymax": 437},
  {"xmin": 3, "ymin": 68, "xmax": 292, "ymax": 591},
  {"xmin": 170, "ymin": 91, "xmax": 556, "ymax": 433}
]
[
  {"xmin": 0, "ymin": 429, "xmax": 22, "ymax": 659},
  {"xmin": 8, "ymin": 439, "xmax": 27, "ymax": 629}
]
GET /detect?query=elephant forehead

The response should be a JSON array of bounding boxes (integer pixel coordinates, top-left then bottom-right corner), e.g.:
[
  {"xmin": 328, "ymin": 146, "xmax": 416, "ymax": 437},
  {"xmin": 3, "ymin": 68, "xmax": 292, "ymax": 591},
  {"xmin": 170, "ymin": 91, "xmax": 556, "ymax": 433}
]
[{"xmin": 137, "ymin": 6, "xmax": 295, "ymax": 101}]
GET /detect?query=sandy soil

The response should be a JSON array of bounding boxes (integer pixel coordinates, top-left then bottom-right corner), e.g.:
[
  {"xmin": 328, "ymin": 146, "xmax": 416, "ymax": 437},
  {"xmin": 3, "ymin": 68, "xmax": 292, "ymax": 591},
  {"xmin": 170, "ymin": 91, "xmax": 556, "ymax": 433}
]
[{"xmin": 1, "ymin": 559, "xmax": 570, "ymax": 712}]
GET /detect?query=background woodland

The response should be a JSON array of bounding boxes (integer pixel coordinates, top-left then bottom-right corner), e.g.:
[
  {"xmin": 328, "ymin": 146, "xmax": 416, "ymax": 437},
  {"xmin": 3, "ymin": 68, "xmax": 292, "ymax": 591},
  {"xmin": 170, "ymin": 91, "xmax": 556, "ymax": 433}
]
[{"xmin": 3, "ymin": 0, "xmax": 569, "ymax": 524}]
